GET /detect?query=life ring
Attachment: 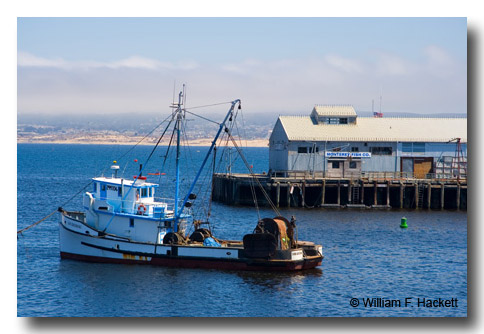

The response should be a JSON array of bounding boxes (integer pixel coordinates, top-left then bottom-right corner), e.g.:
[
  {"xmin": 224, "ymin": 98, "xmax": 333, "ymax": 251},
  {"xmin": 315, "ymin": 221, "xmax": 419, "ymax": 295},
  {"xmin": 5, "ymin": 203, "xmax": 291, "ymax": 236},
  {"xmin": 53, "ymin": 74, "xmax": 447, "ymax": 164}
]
[{"xmin": 137, "ymin": 204, "xmax": 147, "ymax": 215}]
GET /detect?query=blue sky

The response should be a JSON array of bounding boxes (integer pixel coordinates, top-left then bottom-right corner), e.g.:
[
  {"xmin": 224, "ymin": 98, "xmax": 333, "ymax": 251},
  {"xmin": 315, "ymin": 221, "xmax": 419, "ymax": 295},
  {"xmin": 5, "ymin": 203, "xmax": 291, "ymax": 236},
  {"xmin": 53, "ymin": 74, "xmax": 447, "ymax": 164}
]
[{"xmin": 17, "ymin": 17, "xmax": 467, "ymax": 115}]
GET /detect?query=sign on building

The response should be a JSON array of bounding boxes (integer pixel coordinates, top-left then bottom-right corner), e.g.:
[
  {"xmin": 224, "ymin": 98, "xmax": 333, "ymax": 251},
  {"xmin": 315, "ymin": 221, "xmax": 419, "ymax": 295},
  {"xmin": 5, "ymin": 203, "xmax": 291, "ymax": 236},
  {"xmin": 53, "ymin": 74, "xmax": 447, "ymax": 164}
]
[{"xmin": 325, "ymin": 152, "xmax": 372, "ymax": 158}]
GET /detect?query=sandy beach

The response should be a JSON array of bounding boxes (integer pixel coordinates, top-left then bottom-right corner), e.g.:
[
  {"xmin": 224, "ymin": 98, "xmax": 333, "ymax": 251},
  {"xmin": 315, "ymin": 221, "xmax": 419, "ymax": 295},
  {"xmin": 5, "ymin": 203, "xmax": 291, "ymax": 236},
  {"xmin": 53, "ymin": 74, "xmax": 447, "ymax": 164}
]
[{"xmin": 17, "ymin": 134, "xmax": 269, "ymax": 147}]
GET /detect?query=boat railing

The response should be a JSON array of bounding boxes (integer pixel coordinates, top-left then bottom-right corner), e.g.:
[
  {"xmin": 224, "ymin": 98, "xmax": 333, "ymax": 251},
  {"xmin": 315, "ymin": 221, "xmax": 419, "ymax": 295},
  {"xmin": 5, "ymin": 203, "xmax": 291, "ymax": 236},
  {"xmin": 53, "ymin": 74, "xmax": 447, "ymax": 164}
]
[{"xmin": 101, "ymin": 197, "xmax": 175, "ymax": 216}]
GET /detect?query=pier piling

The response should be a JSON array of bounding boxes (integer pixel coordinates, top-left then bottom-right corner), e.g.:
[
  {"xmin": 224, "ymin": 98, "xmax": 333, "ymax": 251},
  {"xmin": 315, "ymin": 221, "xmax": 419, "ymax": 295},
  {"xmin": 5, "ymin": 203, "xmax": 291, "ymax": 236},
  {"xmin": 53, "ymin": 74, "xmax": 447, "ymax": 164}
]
[
  {"xmin": 276, "ymin": 182, "xmax": 280, "ymax": 208},
  {"xmin": 321, "ymin": 180, "xmax": 326, "ymax": 206},
  {"xmin": 287, "ymin": 182, "xmax": 291, "ymax": 208},
  {"xmin": 337, "ymin": 181, "xmax": 341, "ymax": 206},
  {"xmin": 373, "ymin": 181, "xmax": 378, "ymax": 206},
  {"xmin": 386, "ymin": 181, "xmax": 391, "ymax": 207},
  {"xmin": 456, "ymin": 183, "xmax": 461, "ymax": 210},
  {"xmin": 441, "ymin": 183, "xmax": 445, "ymax": 210},
  {"xmin": 212, "ymin": 174, "xmax": 466, "ymax": 211},
  {"xmin": 414, "ymin": 184, "xmax": 419, "ymax": 209},
  {"xmin": 427, "ymin": 183, "xmax": 432, "ymax": 209}
]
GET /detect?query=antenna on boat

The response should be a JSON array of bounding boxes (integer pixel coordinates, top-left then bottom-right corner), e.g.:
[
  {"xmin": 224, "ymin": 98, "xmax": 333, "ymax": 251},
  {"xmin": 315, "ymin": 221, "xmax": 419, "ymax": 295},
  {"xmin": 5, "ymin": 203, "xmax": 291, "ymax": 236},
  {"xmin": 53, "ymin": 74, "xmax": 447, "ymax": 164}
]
[
  {"xmin": 172, "ymin": 80, "xmax": 176, "ymax": 107},
  {"xmin": 111, "ymin": 161, "xmax": 120, "ymax": 178},
  {"xmin": 173, "ymin": 85, "xmax": 186, "ymax": 233}
]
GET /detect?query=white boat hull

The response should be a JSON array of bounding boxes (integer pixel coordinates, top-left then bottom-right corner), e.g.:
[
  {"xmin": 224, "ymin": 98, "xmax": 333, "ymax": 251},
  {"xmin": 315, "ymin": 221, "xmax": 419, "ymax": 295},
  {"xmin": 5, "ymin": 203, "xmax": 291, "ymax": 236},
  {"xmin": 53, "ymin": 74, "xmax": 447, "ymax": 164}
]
[{"xmin": 59, "ymin": 211, "xmax": 323, "ymax": 271}]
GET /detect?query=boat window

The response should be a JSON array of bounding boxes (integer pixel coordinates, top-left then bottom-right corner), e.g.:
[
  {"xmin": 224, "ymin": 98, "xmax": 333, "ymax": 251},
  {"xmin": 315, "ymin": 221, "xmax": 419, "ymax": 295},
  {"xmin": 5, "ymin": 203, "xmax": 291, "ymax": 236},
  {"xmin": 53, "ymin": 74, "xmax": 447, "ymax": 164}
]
[
  {"xmin": 141, "ymin": 188, "xmax": 148, "ymax": 197},
  {"xmin": 118, "ymin": 187, "xmax": 122, "ymax": 197},
  {"xmin": 101, "ymin": 184, "xmax": 106, "ymax": 191},
  {"xmin": 129, "ymin": 218, "xmax": 134, "ymax": 228},
  {"xmin": 93, "ymin": 183, "xmax": 97, "ymax": 192}
]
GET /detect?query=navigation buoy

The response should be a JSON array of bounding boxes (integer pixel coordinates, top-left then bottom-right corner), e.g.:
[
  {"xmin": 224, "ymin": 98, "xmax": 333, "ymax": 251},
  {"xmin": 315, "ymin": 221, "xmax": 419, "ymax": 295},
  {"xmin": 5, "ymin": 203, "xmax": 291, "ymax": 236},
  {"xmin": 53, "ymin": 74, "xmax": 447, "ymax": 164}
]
[{"xmin": 400, "ymin": 217, "xmax": 408, "ymax": 229}]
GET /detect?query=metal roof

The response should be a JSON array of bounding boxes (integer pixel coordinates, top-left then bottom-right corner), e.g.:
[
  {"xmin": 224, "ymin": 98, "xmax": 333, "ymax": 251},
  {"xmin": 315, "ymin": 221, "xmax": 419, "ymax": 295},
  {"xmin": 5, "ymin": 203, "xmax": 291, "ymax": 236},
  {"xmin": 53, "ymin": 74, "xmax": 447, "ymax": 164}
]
[
  {"xmin": 278, "ymin": 116, "xmax": 467, "ymax": 143},
  {"xmin": 312, "ymin": 105, "xmax": 357, "ymax": 117},
  {"xmin": 93, "ymin": 177, "xmax": 158, "ymax": 187}
]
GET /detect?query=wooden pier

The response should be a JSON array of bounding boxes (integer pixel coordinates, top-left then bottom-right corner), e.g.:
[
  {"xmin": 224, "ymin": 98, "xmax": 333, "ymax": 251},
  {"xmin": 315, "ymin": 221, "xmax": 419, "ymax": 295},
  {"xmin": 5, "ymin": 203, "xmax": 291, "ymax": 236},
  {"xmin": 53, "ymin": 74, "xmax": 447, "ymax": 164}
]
[{"xmin": 212, "ymin": 173, "xmax": 467, "ymax": 210}]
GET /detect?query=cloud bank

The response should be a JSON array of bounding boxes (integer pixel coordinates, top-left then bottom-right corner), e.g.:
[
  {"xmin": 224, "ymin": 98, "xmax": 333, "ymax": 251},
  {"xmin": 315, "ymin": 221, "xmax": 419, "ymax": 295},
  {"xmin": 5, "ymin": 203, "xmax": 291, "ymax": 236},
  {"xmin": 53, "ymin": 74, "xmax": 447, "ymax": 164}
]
[{"xmin": 17, "ymin": 47, "xmax": 466, "ymax": 116}]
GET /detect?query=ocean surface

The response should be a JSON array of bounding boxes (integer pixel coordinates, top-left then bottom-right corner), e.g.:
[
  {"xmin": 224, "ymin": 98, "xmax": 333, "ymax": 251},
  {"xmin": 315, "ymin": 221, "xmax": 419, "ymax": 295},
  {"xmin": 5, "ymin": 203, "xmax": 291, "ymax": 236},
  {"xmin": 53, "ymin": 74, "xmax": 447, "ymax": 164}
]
[{"xmin": 17, "ymin": 144, "xmax": 467, "ymax": 317}]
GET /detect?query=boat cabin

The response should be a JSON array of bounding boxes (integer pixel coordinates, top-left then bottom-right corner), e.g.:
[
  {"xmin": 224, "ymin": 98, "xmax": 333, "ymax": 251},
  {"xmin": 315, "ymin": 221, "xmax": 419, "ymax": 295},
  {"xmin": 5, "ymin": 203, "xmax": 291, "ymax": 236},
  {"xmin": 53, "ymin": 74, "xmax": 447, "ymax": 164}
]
[
  {"xmin": 84, "ymin": 173, "xmax": 171, "ymax": 218},
  {"xmin": 91, "ymin": 177, "xmax": 158, "ymax": 203}
]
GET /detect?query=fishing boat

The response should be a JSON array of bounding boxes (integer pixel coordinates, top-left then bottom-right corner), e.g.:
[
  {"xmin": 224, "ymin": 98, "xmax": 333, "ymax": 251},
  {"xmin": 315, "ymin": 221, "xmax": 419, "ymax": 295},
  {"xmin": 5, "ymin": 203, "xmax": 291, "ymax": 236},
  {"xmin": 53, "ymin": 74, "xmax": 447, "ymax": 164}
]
[{"xmin": 58, "ymin": 90, "xmax": 323, "ymax": 271}]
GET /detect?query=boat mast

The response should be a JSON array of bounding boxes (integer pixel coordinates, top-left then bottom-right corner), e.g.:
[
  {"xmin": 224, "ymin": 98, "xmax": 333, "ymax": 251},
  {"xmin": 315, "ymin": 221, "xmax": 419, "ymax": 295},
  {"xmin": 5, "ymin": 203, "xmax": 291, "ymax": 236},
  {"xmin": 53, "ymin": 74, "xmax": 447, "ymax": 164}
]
[
  {"xmin": 174, "ymin": 99, "xmax": 241, "ymax": 223},
  {"xmin": 173, "ymin": 87, "xmax": 184, "ymax": 233}
]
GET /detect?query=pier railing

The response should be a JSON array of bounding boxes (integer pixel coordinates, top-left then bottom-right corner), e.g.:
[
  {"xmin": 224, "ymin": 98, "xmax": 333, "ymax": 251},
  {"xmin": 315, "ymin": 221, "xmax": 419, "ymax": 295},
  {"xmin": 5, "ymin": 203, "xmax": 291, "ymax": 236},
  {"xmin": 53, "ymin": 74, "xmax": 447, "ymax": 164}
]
[{"xmin": 266, "ymin": 170, "xmax": 466, "ymax": 182}]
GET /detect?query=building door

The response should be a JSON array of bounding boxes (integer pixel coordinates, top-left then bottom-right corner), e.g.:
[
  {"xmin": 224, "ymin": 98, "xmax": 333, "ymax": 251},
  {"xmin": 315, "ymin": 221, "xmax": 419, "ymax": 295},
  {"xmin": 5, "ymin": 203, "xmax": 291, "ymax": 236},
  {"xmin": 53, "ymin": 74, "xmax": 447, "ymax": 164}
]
[
  {"xmin": 343, "ymin": 159, "xmax": 361, "ymax": 178},
  {"xmin": 401, "ymin": 157, "xmax": 433, "ymax": 179},
  {"xmin": 413, "ymin": 157, "xmax": 433, "ymax": 179},
  {"xmin": 401, "ymin": 158, "xmax": 413, "ymax": 177},
  {"xmin": 327, "ymin": 160, "xmax": 343, "ymax": 178}
]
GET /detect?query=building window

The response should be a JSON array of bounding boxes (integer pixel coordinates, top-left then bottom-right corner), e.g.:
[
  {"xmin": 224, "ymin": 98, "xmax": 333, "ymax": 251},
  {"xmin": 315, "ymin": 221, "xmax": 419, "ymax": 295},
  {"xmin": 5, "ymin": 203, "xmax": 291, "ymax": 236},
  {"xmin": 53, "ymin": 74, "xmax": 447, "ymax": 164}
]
[
  {"xmin": 349, "ymin": 161, "xmax": 357, "ymax": 169},
  {"xmin": 332, "ymin": 147, "xmax": 341, "ymax": 152},
  {"xmin": 339, "ymin": 118, "xmax": 348, "ymax": 124},
  {"xmin": 402, "ymin": 143, "xmax": 412, "ymax": 152},
  {"xmin": 331, "ymin": 161, "xmax": 340, "ymax": 169},
  {"xmin": 351, "ymin": 147, "xmax": 359, "ymax": 152},
  {"xmin": 129, "ymin": 218, "xmax": 134, "ymax": 228},
  {"xmin": 402, "ymin": 142, "xmax": 425, "ymax": 153},
  {"xmin": 413, "ymin": 143, "xmax": 425, "ymax": 153},
  {"xmin": 308, "ymin": 146, "xmax": 319, "ymax": 153},
  {"xmin": 371, "ymin": 147, "xmax": 393, "ymax": 155},
  {"xmin": 298, "ymin": 147, "xmax": 308, "ymax": 153}
]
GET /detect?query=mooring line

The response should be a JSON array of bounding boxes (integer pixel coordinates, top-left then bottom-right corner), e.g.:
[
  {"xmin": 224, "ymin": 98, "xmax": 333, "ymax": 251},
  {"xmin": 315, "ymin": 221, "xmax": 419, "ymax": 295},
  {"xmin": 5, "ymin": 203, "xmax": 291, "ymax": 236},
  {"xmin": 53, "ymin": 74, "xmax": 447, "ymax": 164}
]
[{"xmin": 17, "ymin": 209, "xmax": 57, "ymax": 237}]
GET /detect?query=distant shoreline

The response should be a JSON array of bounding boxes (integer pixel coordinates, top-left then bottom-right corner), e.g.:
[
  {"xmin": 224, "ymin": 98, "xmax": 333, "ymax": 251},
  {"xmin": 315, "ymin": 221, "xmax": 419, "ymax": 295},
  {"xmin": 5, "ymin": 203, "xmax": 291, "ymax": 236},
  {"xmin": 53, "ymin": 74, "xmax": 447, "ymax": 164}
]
[{"xmin": 17, "ymin": 137, "xmax": 269, "ymax": 147}]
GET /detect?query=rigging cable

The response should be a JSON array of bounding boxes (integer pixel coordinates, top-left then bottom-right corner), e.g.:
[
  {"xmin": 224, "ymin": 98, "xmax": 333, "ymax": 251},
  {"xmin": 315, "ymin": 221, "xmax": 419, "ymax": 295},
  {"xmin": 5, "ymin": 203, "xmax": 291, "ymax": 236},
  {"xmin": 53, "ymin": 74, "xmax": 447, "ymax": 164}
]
[
  {"xmin": 102, "ymin": 114, "xmax": 176, "ymax": 232},
  {"xmin": 226, "ymin": 130, "xmax": 281, "ymax": 217},
  {"xmin": 227, "ymin": 113, "xmax": 261, "ymax": 219},
  {"xmin": 184, "ymin": 101, "xmax": 234, "ymax": 110},
  {"xmin": 17, "ymin": 113, "xmax": 174, "ymax": 236},
  {"xmin": 184, "ymin": 110, "xmax": 220, "ymax": 125}
]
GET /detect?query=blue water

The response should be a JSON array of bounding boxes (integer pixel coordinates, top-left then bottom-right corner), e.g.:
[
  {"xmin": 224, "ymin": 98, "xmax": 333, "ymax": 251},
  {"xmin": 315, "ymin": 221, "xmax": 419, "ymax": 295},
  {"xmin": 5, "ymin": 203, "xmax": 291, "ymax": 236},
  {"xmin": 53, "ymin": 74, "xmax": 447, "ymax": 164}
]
[{"xmin": 17, "ymin": 144, "xmax": 467, "ymax": 317}]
